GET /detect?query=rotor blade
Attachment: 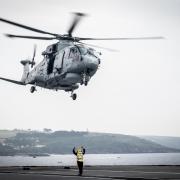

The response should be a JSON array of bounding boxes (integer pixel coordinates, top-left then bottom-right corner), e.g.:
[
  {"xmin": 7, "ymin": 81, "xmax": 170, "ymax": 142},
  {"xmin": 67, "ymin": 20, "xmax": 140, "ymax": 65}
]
[
  {"xmin": 5, "ymin": 34, "xmax": 56, "ymax": 40},
  {"xmin": 32, "ymin": 44, "xmax": 37, "ymax": 60},
  {"xmin": 0, "ymin": 17, "xmax": 58, "ymax": 36},
  {"xmin": 31, "ymin": 44, "xmax": 36, "ymax": 68},
  {"xmin": 78, "ymin": 36, "xmax": 164, "ymax": 41},
  {"xmin": 67, "ymin": 12, "xmax": 86, "ymax": 36},
  {"xmin": 31, "ymin": 44, "xmax": 37, "ymax": 68},
  {"xmin": 0, "ymin": 77, "xmax": 25, "ymax": 85},
  {"xmin": 79, "ymin": 42, "xmax": 119, "ymax": 52}
]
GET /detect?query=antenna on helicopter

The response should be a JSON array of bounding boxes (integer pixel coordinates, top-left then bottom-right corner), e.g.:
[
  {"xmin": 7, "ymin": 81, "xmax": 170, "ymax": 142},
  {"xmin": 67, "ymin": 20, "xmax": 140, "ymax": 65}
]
[{"xmin": 31, "ymin": 44, "xmax": 36, "ymax": 68}]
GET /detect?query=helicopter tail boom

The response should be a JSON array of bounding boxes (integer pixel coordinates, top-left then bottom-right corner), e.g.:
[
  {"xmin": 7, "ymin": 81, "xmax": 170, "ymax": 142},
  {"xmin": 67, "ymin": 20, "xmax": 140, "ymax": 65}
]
[
  {"xmin": 20, "ymin": 60, "xmax": 31, "ymax": 83},
  {"xmin": 0, "ymin": 60, "xmax": 30, "ymax": 86}
]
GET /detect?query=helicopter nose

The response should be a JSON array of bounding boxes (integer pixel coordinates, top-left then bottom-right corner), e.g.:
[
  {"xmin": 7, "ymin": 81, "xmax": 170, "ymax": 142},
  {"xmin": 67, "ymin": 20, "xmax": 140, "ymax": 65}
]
[{"xmin": 87, "ymin": 57, "xmax": 100, "ymax": 71}]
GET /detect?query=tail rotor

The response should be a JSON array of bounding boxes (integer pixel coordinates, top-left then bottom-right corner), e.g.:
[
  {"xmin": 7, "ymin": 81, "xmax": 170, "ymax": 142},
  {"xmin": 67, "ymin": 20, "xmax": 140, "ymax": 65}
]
[{"xmin": 31, "ymin": 44, "xmax": 36, "ymax": 68}]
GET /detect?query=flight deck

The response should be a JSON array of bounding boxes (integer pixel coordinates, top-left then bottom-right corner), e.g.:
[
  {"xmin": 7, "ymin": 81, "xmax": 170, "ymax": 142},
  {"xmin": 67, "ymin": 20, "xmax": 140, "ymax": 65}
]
[{"xmin": 0, "ymin": 165, "xmax": 180, "ymax": 180}]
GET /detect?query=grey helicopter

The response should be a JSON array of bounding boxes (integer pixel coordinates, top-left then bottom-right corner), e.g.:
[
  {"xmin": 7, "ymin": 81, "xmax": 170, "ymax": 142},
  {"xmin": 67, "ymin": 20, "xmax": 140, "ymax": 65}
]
[{"xmin": 0, "ymin": 13, "xmax": 163, "ymax": 100}]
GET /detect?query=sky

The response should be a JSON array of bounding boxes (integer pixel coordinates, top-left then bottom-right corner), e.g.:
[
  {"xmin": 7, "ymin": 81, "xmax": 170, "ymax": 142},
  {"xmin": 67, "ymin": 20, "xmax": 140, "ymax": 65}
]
[{"xmin": 0, "ymin": 0, "xmax": 180, "ymax": 136}]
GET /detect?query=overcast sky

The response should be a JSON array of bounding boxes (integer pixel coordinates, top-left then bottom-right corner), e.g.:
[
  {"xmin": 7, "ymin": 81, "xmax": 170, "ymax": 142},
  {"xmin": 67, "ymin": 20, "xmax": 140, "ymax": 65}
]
[{"xmin": 0, "ymin": 0, "xmax": 180, "ymax": 136}]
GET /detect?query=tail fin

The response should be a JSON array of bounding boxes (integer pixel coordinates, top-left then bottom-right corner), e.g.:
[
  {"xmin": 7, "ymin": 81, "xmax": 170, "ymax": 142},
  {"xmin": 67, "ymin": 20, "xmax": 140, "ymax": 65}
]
[
  {"xmin": 0, "ymin": 60, "xmax": 31, "ymax": 85},
  {"xmin": 20, "ymin": 60, "xmax": 31, "ymax": 82}
]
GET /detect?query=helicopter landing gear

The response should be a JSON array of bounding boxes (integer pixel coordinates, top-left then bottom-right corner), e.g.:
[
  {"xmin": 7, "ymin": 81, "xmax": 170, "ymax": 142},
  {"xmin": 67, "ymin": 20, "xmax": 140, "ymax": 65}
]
[
  {"xmin": 84, "ymin": 75, "xmax": 90, "ymax": 86},
  {"xmin": 71, "ymin": 91, "xmax": 77, "ymax": 100},
  {"xmin": 30, "ymin": 86, "xmax": 36, "ymax": 93},
  {"xmin": 80, "ymin": 79, "xmax": 83, "ymax": 85},
  {"xmin": 72, "ymin": 93, "xmax": 77, "ymax": 100},
  {"xmin": 81, "ymin": 73, "xmax": 90, "ymax": 86},
  {"xmin": 84, "ymin": 80, "xmax": 88, "ymax": 86}
]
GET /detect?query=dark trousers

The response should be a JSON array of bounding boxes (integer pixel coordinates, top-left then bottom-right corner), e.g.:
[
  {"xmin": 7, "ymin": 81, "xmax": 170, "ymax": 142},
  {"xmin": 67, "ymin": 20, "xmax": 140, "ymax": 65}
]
[{"xmin": 77, "ymin": 161, "xmax": 83, "ymax": 175}]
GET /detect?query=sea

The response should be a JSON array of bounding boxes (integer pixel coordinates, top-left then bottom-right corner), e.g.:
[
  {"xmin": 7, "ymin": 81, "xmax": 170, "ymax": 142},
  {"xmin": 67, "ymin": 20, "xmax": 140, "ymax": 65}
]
[{"xmin": 0, "ymin": 153, "xmax": 180, "ymax": 166}]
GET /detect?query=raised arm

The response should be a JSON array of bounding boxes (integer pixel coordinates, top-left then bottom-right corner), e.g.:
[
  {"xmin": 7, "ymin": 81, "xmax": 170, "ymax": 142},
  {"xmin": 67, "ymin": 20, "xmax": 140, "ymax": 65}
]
[
  {"xmin": 73, "ymin": 147, "xmax": 77, "ymax": 155},
  {"xmin": 83, "ymin": 148, "xmax": 86, "ymax": 155}
]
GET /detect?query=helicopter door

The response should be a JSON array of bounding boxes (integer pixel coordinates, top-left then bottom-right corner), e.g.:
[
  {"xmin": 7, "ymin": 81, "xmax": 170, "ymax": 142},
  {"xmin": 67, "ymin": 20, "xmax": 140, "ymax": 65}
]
[
  {"xmin": 54, "ymin": 51, "xmax": 65, "ymax": 74},
  {"xmin": 47, "ymin": 44, "xmax": 57, "ymax": 74}
]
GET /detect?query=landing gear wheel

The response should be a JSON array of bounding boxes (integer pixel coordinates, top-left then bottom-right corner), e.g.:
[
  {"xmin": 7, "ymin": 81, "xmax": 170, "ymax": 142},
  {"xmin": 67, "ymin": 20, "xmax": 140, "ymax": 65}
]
[
  {"xmin": 30, "ymin": 86, "xmax": 36, "ymax": 93},
  {"xmin": 80, "ymin": 80, "xmax": 83, "ymax": 85},
  {"xmin": 72, "ymin": 93, "xmax": 77, "ymax": 100},
  {"xmin": 84, "ymin": 81, "xmax": 88, "ymax": 86}
]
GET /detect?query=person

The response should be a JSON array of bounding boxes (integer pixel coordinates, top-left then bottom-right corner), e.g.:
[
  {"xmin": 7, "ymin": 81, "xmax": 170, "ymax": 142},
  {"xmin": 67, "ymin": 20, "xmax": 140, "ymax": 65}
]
[{"xmin": 73, "ymin": 146, "xmax": 86, "ymax": 176}]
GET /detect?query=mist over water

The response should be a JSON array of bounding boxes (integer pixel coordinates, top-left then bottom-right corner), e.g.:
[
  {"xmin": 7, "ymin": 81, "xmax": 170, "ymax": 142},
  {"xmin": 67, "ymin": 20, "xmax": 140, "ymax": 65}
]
[{"xmin": 1, "ymin": 153, "xmax": 180, "ymax": 166}]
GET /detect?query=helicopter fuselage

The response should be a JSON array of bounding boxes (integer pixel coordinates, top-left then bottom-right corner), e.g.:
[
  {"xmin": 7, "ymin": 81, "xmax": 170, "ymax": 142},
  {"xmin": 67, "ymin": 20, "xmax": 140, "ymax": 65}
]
[{"xmin": 25, "ymin": 41, "xmax": 100, "ymax": 92}]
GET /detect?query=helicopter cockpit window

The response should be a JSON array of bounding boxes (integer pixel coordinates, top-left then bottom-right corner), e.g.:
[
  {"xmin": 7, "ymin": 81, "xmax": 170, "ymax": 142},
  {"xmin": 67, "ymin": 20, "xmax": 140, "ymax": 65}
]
[
  {"xmin": 69, "ymin": 48, "xmax": 79, "ymax": 58},
  {"xmin": 87, "ymin": 48, "xmax": 99, "ymax": 58},
  {"xmin": 78, "ymin": 47, "xmax": 88, "ymax": 55}
]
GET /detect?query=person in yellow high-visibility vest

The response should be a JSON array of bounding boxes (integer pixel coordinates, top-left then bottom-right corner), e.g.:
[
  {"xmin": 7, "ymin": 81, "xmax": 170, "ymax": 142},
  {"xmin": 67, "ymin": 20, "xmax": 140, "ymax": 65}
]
[{"xmin": 73, "ymin": 146, "xmax": 86, "ymax": 176}]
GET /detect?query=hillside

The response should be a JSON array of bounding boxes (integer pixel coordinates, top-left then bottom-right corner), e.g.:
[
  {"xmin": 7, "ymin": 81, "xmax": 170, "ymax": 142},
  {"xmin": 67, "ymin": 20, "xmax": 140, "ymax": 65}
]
[
  {"xmin": 0, "ymin": 130, "xmax": 179, "ymax": 156},
  {"xmin": 139, "ymin": 136, "xmax": 180, "ymax": 150}
]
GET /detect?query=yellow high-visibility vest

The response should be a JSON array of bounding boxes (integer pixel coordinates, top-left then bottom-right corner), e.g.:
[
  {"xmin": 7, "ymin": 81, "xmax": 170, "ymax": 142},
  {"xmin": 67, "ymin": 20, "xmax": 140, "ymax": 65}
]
[{"xmin": 77, "ymin": 149, "xmax": 83, "ymax": 162}]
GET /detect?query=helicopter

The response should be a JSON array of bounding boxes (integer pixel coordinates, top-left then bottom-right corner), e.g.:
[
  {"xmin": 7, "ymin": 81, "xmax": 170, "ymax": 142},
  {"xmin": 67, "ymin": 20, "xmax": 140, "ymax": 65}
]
[{"xmin": 0, "ymin": 13, "xmax": 163, "ymax": 100}]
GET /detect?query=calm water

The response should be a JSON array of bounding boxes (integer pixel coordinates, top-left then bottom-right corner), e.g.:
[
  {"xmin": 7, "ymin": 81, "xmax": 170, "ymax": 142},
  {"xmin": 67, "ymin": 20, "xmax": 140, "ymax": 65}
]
[{"xmin": 0, "ymin": 153, "xmax": 180, "ymax": 166}]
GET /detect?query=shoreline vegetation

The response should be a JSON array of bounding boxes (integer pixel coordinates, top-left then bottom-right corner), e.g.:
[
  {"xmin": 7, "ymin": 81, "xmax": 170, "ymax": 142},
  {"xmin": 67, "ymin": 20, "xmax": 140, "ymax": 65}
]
[{"xmin": 0, "ymin": 129, "xmax": 180, "ymax": 156}]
